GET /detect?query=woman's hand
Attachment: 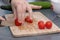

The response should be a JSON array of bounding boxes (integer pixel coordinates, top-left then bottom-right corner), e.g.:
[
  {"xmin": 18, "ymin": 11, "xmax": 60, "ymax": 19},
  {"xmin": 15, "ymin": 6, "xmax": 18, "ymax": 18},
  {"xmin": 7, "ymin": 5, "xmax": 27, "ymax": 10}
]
[
  {"xmin": 11, "ymin": 0, "xmax": 42, "ymax": 25},
  {"xmin": 11, "ymin": 0, "xmax": 33, "ymax": 24}
]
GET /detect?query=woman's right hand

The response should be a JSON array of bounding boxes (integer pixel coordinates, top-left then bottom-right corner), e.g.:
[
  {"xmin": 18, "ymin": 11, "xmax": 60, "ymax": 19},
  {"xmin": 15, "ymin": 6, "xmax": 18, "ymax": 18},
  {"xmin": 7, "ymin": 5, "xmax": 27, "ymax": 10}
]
[
  {"xmin": 11, "ymin": 0, "xmax": 42, "ymax": 26},
  {"xmin": 11, "ymin": 0, "xmax": 33, "ymax": 25}
]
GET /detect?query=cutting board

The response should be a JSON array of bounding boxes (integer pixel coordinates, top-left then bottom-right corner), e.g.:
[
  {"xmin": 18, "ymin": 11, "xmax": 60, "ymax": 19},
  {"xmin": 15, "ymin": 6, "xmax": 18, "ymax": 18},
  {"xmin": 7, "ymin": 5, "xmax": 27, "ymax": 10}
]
[{"xmin": 1, "ymin": 12, "xmax": 60, "ymax": 37}]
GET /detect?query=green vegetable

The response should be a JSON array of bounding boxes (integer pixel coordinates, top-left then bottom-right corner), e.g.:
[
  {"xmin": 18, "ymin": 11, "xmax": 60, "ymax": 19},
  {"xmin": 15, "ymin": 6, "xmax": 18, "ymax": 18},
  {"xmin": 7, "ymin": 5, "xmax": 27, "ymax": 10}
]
[
  {"xmin": 0, "ymin": 1, "xmax": 51, "ymax": 11},
  {"xmin": 30, "ymin": 1, "xmax": 51, "ymax": 9},
  {"xmin": 0, "ymin": 5, "xmax": 12, "ymax": 11}
]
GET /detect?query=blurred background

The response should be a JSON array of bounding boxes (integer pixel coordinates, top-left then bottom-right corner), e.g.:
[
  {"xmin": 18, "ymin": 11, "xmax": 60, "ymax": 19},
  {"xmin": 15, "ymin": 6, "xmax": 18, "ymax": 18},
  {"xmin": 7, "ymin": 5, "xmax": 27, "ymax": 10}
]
[{"xmin": 0, "ymin": 0, "xmax": 50, "ymax": 5}]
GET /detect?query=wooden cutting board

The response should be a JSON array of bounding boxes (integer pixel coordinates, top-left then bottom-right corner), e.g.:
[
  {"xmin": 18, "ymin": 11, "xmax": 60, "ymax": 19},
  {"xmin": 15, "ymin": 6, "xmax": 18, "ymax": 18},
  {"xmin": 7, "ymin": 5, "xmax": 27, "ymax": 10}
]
[{"xmin": 1, "ymin": 12, "xmax": 60, "ymax": 37}]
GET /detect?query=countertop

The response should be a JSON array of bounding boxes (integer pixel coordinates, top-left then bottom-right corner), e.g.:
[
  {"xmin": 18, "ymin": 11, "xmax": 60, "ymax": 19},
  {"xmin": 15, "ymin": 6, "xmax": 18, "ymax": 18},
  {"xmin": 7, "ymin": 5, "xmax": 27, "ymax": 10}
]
[
  {"xmin": 0, "ymin": 8, "xmax": 60, "ymax": 40},
  {"xmin": 0, "ymin": 0, "xmax": 60, "ymax": 40}
]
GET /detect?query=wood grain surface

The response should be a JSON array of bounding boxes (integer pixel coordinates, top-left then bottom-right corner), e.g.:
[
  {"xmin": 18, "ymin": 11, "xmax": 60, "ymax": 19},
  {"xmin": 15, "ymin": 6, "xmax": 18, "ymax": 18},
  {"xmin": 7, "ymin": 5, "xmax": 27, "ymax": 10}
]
[{"xmin": 1, "ymin": 12, "xmax": 60, "ymax": 37}]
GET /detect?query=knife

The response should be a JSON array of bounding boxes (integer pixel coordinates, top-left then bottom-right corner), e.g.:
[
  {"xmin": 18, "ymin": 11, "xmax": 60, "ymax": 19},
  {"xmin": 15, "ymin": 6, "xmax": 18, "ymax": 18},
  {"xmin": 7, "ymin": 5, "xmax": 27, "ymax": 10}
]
[{"xmin": 0, "ymin": 16, "xmax": 6, "ymax": 27}]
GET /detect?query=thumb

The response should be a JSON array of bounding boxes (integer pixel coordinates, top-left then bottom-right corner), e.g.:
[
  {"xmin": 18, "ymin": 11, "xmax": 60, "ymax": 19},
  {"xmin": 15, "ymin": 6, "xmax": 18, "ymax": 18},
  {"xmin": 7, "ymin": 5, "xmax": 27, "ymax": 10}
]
[{"xmin": 30, "ymin": 4, "xmax": 42, "ymax": 9}]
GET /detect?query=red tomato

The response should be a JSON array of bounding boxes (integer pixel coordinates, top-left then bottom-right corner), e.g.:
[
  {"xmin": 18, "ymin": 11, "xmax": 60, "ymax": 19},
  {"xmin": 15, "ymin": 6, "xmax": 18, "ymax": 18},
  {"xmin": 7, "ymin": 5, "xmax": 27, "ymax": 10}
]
[
  {"xmin": 25, "ymin": 16, "xmax": 33, "ymax": 23},
  {"xmin": 15, "ymin": 18, "xmax": 22, "ymax": 26},
  {"xmin": 38, "ymin": 21, "xmax": 45, "ymax": 29},
  {"xmin": 45, "ymin": 21, "xmax": 52, "ymax": 29}
]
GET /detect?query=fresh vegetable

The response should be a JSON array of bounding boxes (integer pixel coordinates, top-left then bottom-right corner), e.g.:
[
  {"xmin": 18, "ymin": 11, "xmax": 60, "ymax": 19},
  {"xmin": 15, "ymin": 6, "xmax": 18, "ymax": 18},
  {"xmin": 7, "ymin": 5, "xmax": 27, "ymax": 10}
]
[
  {"xmin": 45, "ymin": 21, "xmax": 52, "ymax": 29},
  {"xmin": 38, "ymin": 21, "xmax": 45, "ymax": 29},
  {"xmin": 30, "ymin": 1, "xmax": 51, "ymax": 9},
  {"xmin": 15, "ymin": 18, "xmax": 22, "ymax": 26},
  {"xmin": 0, "ymin": 1, "xmax": 51, "ymax": 11},
  {"xmin": 25, "ymin": 16, "xmax": 33, "ymax": 23},
  {"xmin": 0, "ymin": 5, "xmax": 12, "ymax": 11}
]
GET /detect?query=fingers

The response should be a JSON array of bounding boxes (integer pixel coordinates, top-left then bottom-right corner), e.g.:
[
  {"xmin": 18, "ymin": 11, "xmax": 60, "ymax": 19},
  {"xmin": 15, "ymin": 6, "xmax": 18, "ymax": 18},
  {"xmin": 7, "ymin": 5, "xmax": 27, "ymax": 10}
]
[
  {"xmin": 30, "ymin": 4, "xmax": 42, "ymax": 9},
  {"xmin": 0, "ymin": 16, "xmax": 5, "ymax": 21},
  {"xmin": 21, "ymin": 3, "xmax": 26, "ymax": 23},
  {"xmin": 11, "ymin": 3, "xmax": 17, "ymax": 19},
  {"xmin": 16, "ymin": 3, "xmax": 26, "ymax": 23},
  {"xmin": 26, "ymin": 4, "xmax": 33, "ymax": 19},
  {"xmin": 16, "ymin": 5, "xmax": 22, "ymax": 22}
]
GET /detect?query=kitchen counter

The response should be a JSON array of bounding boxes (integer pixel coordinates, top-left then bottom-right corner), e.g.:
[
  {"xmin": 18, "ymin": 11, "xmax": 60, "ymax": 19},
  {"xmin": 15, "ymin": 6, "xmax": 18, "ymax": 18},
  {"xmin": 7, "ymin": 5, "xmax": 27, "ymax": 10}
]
[
  {"xmin": 0, "ymin": 0, "xmax": 60, "ymax": 40},
  {"xmin": 0, "ymin": 8, "xmax": 60, "ymax": 40}
]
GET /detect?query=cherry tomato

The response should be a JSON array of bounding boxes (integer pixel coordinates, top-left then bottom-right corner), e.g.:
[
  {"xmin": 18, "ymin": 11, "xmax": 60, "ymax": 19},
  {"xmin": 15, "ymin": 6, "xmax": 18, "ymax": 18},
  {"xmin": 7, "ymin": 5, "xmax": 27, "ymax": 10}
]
[
  {"xmin": 25, "ymin": 16, "xmax": 33, "ymax": 23},
  {"xmin": 45, "ymin": 21, "xmax": 52, "ymax": 29},
  {"xmin": 15, "ymin": 18, "xmax": 22, "ymax": 26},
  {"xmin": 38, "ymin": 21, "xmax": 45, "ymax": 29}
]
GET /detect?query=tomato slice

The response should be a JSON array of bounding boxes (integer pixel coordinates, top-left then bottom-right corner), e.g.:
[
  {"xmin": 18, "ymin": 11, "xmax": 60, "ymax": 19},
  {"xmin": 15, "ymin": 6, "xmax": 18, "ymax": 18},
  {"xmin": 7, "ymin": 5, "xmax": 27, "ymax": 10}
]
[
  {"xmin": 45, "ymin": 21, "xmax": 52, "ymax": 29},
  {"xmin": 15, "ymin": 18, "xmax": 22, "ymax": 26},
  {"xmin": 25, "ymin": 16, "xmax": 33, "ymax": 23},
  {"xmin": 38, "ymin": 21, "xmax": 45, "ymax": 29}
]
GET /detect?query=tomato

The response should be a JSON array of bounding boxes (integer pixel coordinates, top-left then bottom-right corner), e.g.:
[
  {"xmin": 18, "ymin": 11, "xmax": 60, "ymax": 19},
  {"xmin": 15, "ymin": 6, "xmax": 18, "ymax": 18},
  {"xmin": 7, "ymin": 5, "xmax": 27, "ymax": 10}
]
[
  {"xmin": 38, "ymin": 21, "xmax": 45, "ymax": 29},
  {"xmin": 25, "ymin": 16, "xmax": 33, "ymax": 23},
  {"xmin": 15, "ymin": 18, "xmax": 22, "ymax": 26},
  {"xmin": 45, "ymin": 21, "xmax": 52, "ymax": 29}
]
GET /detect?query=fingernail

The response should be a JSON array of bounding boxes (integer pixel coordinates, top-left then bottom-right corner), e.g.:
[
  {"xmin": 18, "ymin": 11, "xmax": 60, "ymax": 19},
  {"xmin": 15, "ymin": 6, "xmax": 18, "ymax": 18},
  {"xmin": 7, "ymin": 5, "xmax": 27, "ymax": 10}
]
[{"xmin": 40, "ymin": 6, "xmax": 42, "ymax": 8}]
